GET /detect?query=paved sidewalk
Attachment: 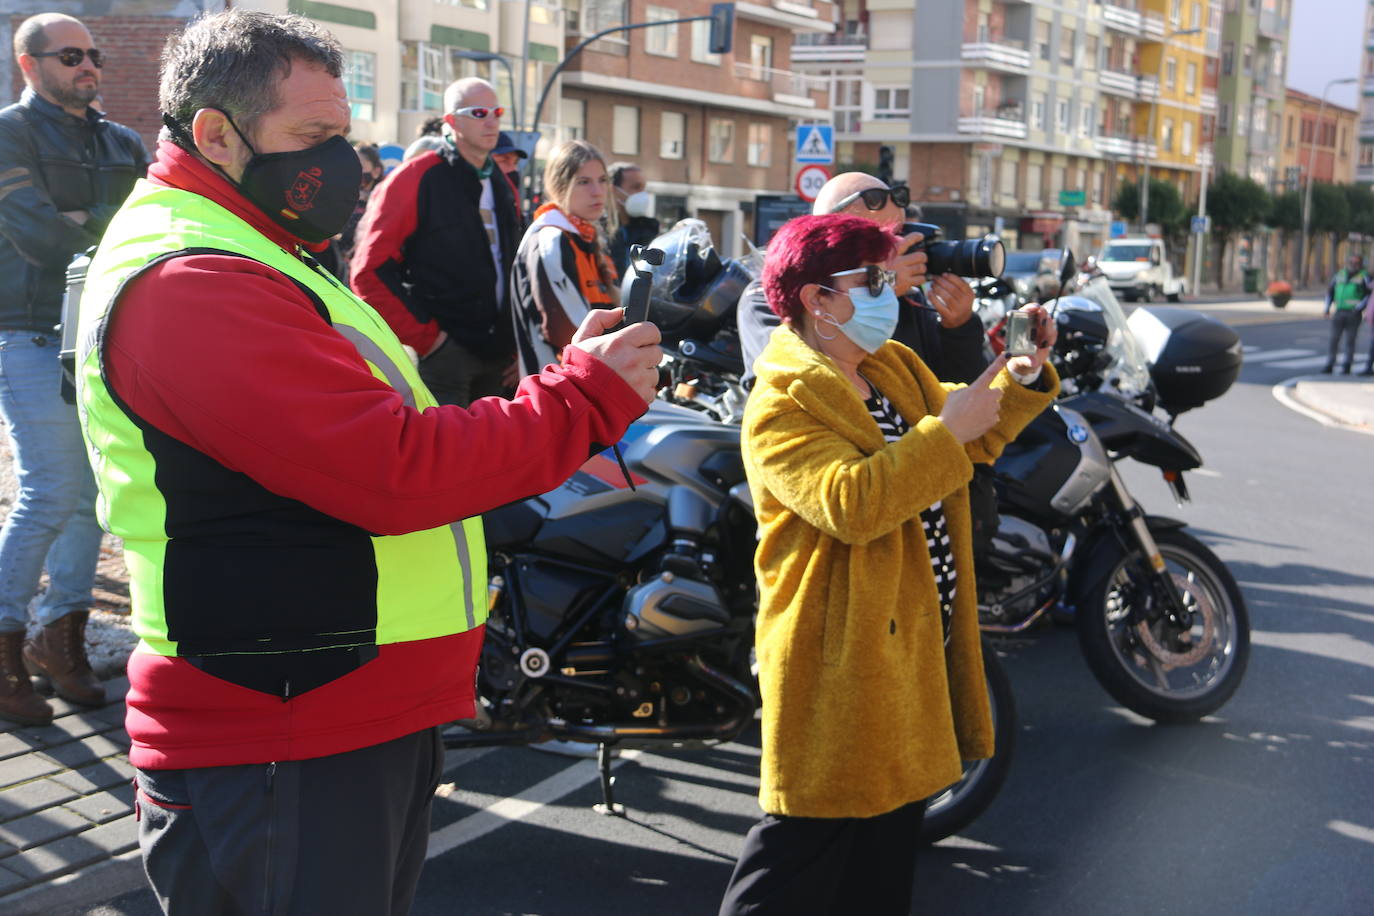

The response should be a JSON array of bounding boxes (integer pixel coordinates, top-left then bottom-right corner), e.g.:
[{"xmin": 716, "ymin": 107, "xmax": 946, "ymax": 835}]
[{"xmin": 0, "ymin": 676, "xmax": 147, "ymax": 915}]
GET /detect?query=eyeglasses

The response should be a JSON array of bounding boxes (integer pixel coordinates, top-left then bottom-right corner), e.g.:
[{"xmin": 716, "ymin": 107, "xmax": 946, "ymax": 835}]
[
  {"xmin": 32, "ymin": 47, "xmax": 103, "ymax": 69},
  {"xmin": 827, "ymin": 185, "xmax": 910, "ymax": 214},
  {"xmin": 826, "ymin": 265, "xmax": 898, "ymax": 298},
  {"xmin": 452, "ymin": 106, "xmax": 504, "ymax": 120}
]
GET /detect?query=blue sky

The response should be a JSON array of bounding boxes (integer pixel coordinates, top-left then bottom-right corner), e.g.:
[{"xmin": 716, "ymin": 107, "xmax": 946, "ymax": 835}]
[{"xmin": 1288, "ymin": 0, "xmax": 1364, "ymax": 110}]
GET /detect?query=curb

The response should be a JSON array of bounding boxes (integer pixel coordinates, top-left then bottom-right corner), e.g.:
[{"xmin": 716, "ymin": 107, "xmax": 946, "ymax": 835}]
[
  {"xmin": 1272, "ymin": 376, "xmax": 1374, "ymax": 436},
  {"xmin": 1, "ymin": 849, "xmax": 144, "ymax": 916}
]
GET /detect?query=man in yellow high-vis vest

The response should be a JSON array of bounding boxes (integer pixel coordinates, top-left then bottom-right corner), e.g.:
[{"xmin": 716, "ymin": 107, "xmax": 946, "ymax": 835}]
[{"xmin": 77, "ymin": 10, "xmax": 659, "ymax": 913}]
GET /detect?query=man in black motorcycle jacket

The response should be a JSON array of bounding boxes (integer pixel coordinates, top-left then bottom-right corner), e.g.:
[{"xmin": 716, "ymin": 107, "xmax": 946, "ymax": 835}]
[
  {"xmin": 0, "ymin": 13, "xmax": 148, "ymax": 727},
  {"xmin": 738, "ymin": 172, "xmax": 987, "ymax": 390}
]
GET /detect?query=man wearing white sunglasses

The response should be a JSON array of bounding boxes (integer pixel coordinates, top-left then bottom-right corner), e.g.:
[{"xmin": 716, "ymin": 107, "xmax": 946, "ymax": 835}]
[{"xmin": 352, "ymin": 78, "xmax": 521, "ymax": 405}]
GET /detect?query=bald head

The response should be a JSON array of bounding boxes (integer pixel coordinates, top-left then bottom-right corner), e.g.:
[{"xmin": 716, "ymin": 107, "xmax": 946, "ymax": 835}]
[
  {"xmin": 13, "ymin": 13, "xmax": 81, "ymax": 57},
  {"xmin": 812, "ymin": 172, "xmax": 905, "ymax": 230}
]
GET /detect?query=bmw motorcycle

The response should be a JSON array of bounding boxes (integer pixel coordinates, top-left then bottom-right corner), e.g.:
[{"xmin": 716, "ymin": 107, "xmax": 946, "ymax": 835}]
[
  {"xmin": 448, "ymin": 228, "xmax": 1012, "ymax": 844},
  {"xmin": 976, "ymin": 276, "xmax": 1250, "ymax": 722}
]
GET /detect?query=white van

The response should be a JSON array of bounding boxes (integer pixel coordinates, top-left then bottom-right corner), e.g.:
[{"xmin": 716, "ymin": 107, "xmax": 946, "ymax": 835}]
[{"xmin": 1096, "ymin": 236, "xmax": 1187, "ymax": 302}]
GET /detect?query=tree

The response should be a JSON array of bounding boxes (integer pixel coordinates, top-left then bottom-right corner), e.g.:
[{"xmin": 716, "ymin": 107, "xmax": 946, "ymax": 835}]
[
  {"xmin": 1112, "ymin": 177, "xmax": 1188, "ymax": 233},
  {"xmin": 1267, "ymin": 190, "xmax": 1301, "ymax": 281},
  {"xmin": 1207, "ymin": 171, "xmax": 1270, "ymax": 288},
  {"xmin": 1308, "ymin": 182, "xmax": 1352, "ymax": 284}
]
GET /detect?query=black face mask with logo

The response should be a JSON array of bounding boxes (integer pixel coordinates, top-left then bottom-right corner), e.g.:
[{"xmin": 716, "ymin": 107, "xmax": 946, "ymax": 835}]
[{"xmin": 162, "ymin": 111, "xmax": 362, "ymax": 245}]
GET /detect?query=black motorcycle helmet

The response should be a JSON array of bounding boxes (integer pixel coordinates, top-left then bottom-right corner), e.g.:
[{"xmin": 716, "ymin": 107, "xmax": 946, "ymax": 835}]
[{"xmin": 621, "ymin": 219, "xmax": 751, "ymax": 345}]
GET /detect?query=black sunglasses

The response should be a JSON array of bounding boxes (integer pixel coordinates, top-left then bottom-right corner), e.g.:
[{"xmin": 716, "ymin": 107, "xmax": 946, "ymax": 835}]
[
  {"xmin": 33, "ymin": 47, "xmax": 103, "ymax": 69},
  {"xmin": 828, "ymin": 185, "xmax": 910, "ymax": 214},
  {"xmin": 826, "ymin": 265, "xmax": 898, "ymax": 298}
]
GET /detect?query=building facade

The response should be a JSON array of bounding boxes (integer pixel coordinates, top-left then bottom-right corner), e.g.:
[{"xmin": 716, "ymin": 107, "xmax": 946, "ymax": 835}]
[
  {"xmin": 1213, "ymin": 0, "xmax": 1289, "ymax": 190},
  {"xmin": 1358, "ymin": 0, "xmax": 1374, "ymax": 184},
  {"xmin": 1280, "ymin": 88, "xmax": 1356, "ymax": 191}
]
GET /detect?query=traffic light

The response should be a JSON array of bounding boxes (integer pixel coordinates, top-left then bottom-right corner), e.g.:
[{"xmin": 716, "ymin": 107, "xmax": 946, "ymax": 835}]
[
  {"xmin": 878, "ymin": 145, "xmax": 894, "ymax": 184},
  {"xmin": 709, "ymin": 3, "xmax": 735, "ymax": 55}
]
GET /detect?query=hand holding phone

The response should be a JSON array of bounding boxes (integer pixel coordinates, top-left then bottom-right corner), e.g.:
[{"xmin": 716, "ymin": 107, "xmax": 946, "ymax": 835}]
[{"xmin": 1004, "ymin": 310, "xmax": 1037, "ymax": 358}]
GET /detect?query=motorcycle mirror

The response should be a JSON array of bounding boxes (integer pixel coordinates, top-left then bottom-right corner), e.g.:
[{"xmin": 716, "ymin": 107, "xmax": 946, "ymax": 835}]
[{"xmin": 1059, "ymin": 249, "xmax": 1077, "ymax": 286}]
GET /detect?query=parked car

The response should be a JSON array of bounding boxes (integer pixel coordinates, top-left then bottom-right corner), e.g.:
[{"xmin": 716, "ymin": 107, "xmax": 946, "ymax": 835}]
[
  {"xmin": 1002, "ymin": 248, "xmax": 1065, "ymax": 303},
  {"xmin": 1095, "ymin": 236, "xmax": 1187, "ymax": 302}
]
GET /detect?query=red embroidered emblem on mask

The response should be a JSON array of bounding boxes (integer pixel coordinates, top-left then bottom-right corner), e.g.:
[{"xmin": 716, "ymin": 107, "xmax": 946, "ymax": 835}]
[{"xmin": 287, "ymin": 167, "xmax": 323, "ymax": 212}]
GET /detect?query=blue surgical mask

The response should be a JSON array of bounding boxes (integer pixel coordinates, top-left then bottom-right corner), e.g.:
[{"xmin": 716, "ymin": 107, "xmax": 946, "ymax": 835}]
[{"xmin": 817, "ymin": 283, "xmax": 900, "ymax": 353}]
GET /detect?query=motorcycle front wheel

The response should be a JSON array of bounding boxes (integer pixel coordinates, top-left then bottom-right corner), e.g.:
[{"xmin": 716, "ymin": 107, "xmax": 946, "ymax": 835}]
[
  {"xmin": 1077, "ymin": 528, "xmax": 1250, "ymax": 723},
  {"xmin": 920, "ymin": 642, "xmax": 1016, "ymax": 845}
]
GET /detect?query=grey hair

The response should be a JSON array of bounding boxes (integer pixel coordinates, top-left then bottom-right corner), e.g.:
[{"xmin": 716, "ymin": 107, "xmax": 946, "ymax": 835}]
[
  {"xmin": 158, "ymin": 10, "xmax": 343, "ymax": 147},
  {"xmin": 608, "ymin": 162, "xmax": 641, "ymax": 189},
  {"xmin": 543, "ymin": 139, "xmax": 607, "ymax": 211},
  {"xmin": 13, "ymin": 13, "xmax": 83, "ymax": 58}
]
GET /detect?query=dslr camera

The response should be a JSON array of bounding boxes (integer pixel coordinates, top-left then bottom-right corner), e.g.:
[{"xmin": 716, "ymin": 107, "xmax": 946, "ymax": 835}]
[{"xmin": 902, "ymin": 222, "xmax": 1006, "ymax": 279}]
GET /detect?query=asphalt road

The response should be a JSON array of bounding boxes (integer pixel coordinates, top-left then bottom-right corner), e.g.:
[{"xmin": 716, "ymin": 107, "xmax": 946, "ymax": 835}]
[{"xmin": 83, "ymin": 300, "xmax": 1374, "ymax": 916}]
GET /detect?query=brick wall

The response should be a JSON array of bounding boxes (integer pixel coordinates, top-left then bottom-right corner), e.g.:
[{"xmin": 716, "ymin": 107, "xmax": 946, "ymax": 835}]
[{"xmin": 9, "ymin": 15, "xmax": 188, "ymax": 152}]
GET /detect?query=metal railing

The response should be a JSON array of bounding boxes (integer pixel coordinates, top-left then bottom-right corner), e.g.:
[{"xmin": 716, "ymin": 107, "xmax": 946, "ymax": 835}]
[
  {"xmin": 957, "ymin": 114, "xmax": 1028, "ymax": 139},
  {"xmin": 732, "ymin": 61, "xmax": 828, "ymax": 100},
  {"xmin": 1201, "ymin": 90, "xmax": 1218, "ymax": 112},
  {"xmin": 794, "ymin": 30, "xmax": 867, "ymax": 47},
  {"xmin": 960, "ymin": 38, "xmax": 1031, "ymax": 71},
  {"xmin": 1099, "ymin": 69, "xmax": 1159, "ymax": 100}
]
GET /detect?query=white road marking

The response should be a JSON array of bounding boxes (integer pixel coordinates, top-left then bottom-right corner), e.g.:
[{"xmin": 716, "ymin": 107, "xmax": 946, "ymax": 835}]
[
  {"xmin": 1266, "ymin": 355, "xmax": 1333, "ymax": 370},
  {"xmin": 427, "ymin": 749, "xmax": 642, "ymax": 858},
  {"xmin": 1242, "ymin": 348, "xmax": 1312, "ymax": 363},
  {"xmin": 1271, "ymin": 378, "xmax": 1374, "ymax": 436}
]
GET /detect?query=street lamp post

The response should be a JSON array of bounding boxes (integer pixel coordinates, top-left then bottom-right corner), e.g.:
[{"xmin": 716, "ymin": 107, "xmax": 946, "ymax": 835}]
[
  {"xmin": 1300, "ymin": 76, "xmax": 1358, "ymax": 287},
  {"xmin": 1140, "ymin": 27, "xmax": 1202, "ymax": 232}
]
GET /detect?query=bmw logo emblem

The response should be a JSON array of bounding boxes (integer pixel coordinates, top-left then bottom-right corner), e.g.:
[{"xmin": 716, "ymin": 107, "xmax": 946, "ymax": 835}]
[{"xmin": 1067, "ymin": 424, "xmax": 1090, "ymax": 444}]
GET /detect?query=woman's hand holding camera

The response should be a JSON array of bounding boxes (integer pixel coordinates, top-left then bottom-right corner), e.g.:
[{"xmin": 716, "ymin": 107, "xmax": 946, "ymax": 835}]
[
  {"xmin": 939, "ymin": 355, "xmax": 1006, "ymax": 444},
  {"xmin": 1006, "ymin": 304, "xmax": 1057, "ymax": 377}
]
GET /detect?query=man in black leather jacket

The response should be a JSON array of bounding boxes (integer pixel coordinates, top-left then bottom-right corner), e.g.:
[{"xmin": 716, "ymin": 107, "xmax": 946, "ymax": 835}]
[{"xmin": 0, "ymin": 13, "xmax": 148, "ymax": 726}]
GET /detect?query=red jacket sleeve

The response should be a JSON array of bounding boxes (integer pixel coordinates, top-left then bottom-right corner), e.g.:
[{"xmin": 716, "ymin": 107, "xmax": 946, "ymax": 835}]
[
  {"xmin": 104, "ymin": 253, "xmax": 646, "ymax": 536},
  {"xmin": 348, "ymin": 153, "xmax": 441, "ymax": 354}
]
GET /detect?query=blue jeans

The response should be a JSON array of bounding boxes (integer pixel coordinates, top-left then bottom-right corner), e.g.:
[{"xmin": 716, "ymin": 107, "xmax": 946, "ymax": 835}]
[{"xmin": 0, "ymin": 331, "xmax": 103, "ymax": 634}]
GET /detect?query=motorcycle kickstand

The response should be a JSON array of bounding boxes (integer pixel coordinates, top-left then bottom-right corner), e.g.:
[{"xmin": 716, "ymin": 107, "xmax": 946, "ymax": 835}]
[{"xmin": 592, "ymin": 742, "xmax": 626, "ymax": 818}]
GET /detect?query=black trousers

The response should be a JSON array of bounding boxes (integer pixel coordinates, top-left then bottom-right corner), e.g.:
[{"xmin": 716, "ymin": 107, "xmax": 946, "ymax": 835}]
[
  {"xmin": 718, "ymin": 800, "xmax": 927, "ymax": 916},
  {"xmin": 135, "ymin": 727, "xmax": 444, "ymax": 916}
]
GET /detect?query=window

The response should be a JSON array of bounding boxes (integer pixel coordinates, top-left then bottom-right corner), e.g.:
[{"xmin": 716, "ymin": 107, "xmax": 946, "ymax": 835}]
[
  {"xmin": 581, "ymin": 0, "xmax": 630, "ymax": 54},
  {"xmin": 1035, "ymin": 20, "xmax": 1051, "ymax": 62},
  {"xmin": 1191, "ymin": 2, "xmax": 1202, "ymax": 28},
  {"xmin": 1093, "ymin": 169, "xmax": 1105, "ymax": 205},
  {"xmin": 660, "ymin": 111, "xmax": 685, "ymax": 159},
  {"xmin": 1236, "ymin": 106, "xmax": 1248, "ymax": 136},
  {"xmin": 1060, "ymin": 27, "xmax": 1075, "ymax": 65},
  {"xmin": 1048, "ymin": 166, "xmax": 1063, "ymax": 200},
  {"xmin": 344, "ymin": 50, "xmax": 375, "ymax": 122},
  {"xmin": 422, "ymin": 44, "xmax": 446, "ymax": 111},
  {"xmin": 749, "ymin": 35, "xmax": 774, "ymax": 76},
  {"xmin": 561, "ymin": 97, "xmax": 585, "ymax": 142},
  {"xmin": 972, "ymin": 85, "xmax": 985, "ymax": 117},
  {"xmin": 1242, "ymin": 44, "xmax": 1253, "ymax": 77},
  {"xmin": 1081, "ymin": 103, "xmax": 1095, "ymax": 137},
  {"xmin": 1084, "ymin": 35, "xmax": 1099, "ymax": 71},
  {"xmin": 1218, "ymin": 101, "xmax": 1230, "ymax": 133},
  {"xmin": 1185, "ymin": 61, "xmax": 1198, "ymax": 95},
  {"xmin": 1055, "ymin": 97, "xmax": 1070, "ymax": 133},
  {"xmin": 832, "ymin": 74, "xmax": 862, "ymax": 133},
  {"xmin": 613, "ymin": 105, "xmax": 640, "ymax": 154},
  {"xmin": 1222, "ymin": 41, "xmax": 1234, "ymax": 76},
  {"xmin": 645, "ymin": 6, "xmax": 679, "ymax": 58},
  {"xmin": 1286, "ymin": 115, "xmax": 1293, "ymax": 147},
  {"xmin": 1025, "ymin": 163, "xmax": 1043, "ymax": 203},
  {"xmin": 1162, "ymin": 117, "xmax": 1175, "ymax": 152},
  {"xmin": 1361, "ymin": 144, "xmax": 1374, "ymax": 168},
  {"xmin": 1170, "ymin": 0, "xmax": 1182, "ymax": 23},
  {"xmin": 1000, "ymin": 159, "xmax": 1018, "ymax": 198},
  {"xmin": 1165, "ymin": 57, "xmax": 1177, "ymax": 92},
  {"xmin": 1182, "ymin": 120, "xmax": 1194, "ymax": 156},
  {"xmin": 708, "ymin": 117, "xmax": 734, "ymax": 162},
  {"xmin": 1031, "ymin": 92, "xmax": 1047, "ymax": 130},
  {"xmin": 873, "ymin": 87, "xmax": 911, "ymax": 120},
  {"xmin": 690, "ymin": 20, "xmax": 722, "ymax": 64},
  {"xmin": 747, "ymin": 123, "xmax": 771, "ymax": 167}
]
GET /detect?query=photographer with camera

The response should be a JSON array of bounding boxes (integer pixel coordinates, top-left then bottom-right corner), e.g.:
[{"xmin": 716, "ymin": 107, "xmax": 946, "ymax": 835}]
[{"xmin": 739, "ymin": 172, "xmax": 990, "ymax": 388}]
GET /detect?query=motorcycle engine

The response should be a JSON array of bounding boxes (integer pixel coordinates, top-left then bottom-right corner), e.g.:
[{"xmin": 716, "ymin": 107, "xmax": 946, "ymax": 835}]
[
  {"xmin": 622, "ymin": 572, "xmax": 731, "ymax": 641},
  {"xmin": 976, "ymin": 516, "xmax": 1059, "ymax": 624}
]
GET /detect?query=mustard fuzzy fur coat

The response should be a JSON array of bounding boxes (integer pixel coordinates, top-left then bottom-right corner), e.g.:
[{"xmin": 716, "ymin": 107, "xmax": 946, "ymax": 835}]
[{"xmin": 743, "ymin": 326, "xmax": 1058, "ymax": 819}]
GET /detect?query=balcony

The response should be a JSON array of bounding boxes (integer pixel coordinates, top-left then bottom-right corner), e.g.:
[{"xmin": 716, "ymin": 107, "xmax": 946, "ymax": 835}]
[
  {"xmin": 1252, "ymin": 72, "xmax": 1282, "ymax": 99},
  {"xmin": 1201, "ymin": 90, "xmax": 1217, "ymax": 113},
  {"xmin": 734, "ymin": 0, "xmax": 834, "ymax": 34},
  {"xmin": 1360, "ymin": 117, "xmax": 1374, "ymax": 139},
  {"xmin": 1141, "ymin": 14, "xmax": 1165, "ymax": 40},
  {"xmin": 1206, "ymin": 28, "xmax": 1220, "ymax": 55},
  {"xmin": 960, "ymin": 37, "xmax": 1031, "ymax": 73},
  {"xmin": 1094, "ymin": 134, "xmax": 1156, "ymax": 159},
  {"xmin": 792, "ymin": 29, "xmax": 867, "ymax": 64},
  {"xmin": 1102, "ymin": 3, "xmax": 1144, "ymax": 35},
  {"xmin": 732, "ymin": 61, "xmax": 828, "ymax": 107},
  {"xmin": 1258, "ymin": 10, "xmax": 1286, "ymax": 41},
  {"xmin": 1098, "ymin": 69, "xmax": 1158, "ymax": 100},
  {"xmin": 958, "ymin": 113, "xmax": 1028, "ymax": 139}
]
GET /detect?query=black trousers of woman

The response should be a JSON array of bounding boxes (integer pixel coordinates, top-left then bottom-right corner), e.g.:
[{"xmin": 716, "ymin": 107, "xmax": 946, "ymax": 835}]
[{"xmin": 718, "ymin": 800, "xmax": 927, "ymax": 916}]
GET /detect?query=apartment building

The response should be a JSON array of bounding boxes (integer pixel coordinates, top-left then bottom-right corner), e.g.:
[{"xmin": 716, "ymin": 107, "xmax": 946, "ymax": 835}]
[
  {"xmin": 1213, "ymin": 0, "xmax": 1289, "ymax": 189},
  {"xmin": 559, "ymin": 0, "xmax": 834, "ymax": 254},
  {"xmin": 1359, "ymin": 0, "xmax": 1374, "ymax": 184},
  {"xmin": 794, "ymin": 0, "xmax": 1216, "ymax": 257},
  {"xmin": 1279, "ymin": 89, "xmax": 1356, "ymax": 191}
]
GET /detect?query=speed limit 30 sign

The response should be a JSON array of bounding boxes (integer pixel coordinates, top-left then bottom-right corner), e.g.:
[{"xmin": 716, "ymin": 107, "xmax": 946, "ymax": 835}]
[{"xmin": 794, "ymin": 165, "xmax": 831, "ymax": 203}]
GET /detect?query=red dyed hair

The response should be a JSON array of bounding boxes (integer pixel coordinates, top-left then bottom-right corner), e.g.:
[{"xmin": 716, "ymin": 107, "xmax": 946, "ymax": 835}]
[{"xmin": 762, "ymin": 214, "xmax": 899, "ymax": 324}]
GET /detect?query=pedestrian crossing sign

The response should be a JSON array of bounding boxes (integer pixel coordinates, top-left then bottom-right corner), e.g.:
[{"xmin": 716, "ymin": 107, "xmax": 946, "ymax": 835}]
[{"xmin": 795, "ymin": 125, "xmax": 834, "ymax": 164}]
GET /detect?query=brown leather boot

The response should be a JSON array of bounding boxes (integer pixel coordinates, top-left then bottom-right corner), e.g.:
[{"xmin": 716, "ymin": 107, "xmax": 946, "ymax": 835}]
[
  {"xmin": 24, "ymin": 611, "xmax": 106, "ymax": 708},
  {"xmin": 0, "ymin": 630, "xmax": 53, "ymax": 725}
]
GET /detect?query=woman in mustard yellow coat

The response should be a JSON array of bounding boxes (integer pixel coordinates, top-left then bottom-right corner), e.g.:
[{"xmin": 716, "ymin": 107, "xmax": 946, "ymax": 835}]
[{"xmin": 719, "ymin": 215, "xmax": 1058, "ymax": 915}]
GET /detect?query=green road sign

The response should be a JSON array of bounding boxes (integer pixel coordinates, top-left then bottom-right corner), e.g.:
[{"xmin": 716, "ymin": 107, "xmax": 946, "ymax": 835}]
[{"xmin": 1058, "ymin": 189, "xmax": 1086, "ymax": 207}]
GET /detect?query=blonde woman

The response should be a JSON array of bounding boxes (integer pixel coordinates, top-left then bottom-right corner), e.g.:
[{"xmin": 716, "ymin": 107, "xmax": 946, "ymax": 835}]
[{"xmin": 511, "ymin": 139, "xmax": 622, "ymax": 376}]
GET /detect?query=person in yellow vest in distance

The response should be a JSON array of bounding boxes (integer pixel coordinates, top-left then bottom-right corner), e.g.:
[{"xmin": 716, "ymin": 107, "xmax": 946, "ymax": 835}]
[
  {"xmin": 75, "ymin": 10, "xmax": 659, "ymax": 914},
  {"xmin": 1322, "ymin": 252, "xmax": 1371, "ymax": 375}
]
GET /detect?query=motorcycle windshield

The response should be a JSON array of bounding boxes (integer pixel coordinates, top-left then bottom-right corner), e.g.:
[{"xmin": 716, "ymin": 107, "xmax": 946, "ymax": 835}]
[{"xmin": 1072, "ymin": 277, "xmax": 1154, "ymax": 399}]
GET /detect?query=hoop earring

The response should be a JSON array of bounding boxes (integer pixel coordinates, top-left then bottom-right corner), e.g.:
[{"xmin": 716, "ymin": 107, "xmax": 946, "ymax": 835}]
[{"xmin": 812, "ymin": 311, "xmax": 838, "ymax": 341}]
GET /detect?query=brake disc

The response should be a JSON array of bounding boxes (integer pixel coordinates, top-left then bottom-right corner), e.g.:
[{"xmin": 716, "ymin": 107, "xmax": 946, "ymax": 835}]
[{"xmin": 1134, "ymin": 571, "xmax": 1217, "ymax": 670}]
